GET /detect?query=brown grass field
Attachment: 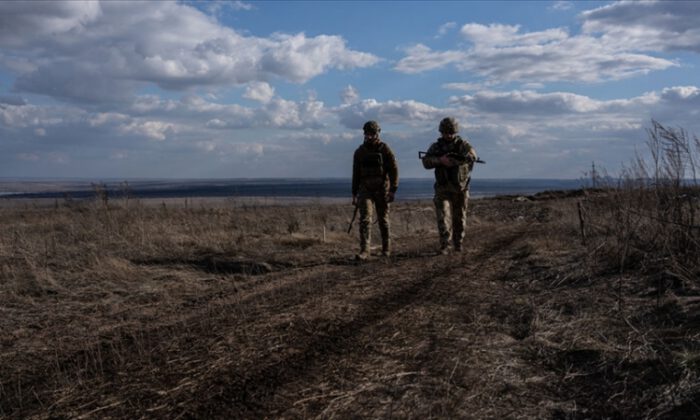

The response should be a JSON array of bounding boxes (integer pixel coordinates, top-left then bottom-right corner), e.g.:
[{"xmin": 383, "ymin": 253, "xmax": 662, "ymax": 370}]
[{"xmin": 1, "ymin": 190, "xmax": 699, "ymax": 419}]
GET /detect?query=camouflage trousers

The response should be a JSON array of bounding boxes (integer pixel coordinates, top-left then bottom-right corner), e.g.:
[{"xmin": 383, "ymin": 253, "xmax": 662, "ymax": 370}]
[
  {"xmin": 358, "ymin": 190, "xmax": 390, "ymax": 253},
  {"xmin": 433, "ymin": 188, "xmax": 469, "ymax": 249}
]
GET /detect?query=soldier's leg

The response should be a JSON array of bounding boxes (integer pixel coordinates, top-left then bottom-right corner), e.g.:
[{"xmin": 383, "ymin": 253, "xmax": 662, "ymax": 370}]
[
  {"xmin": 375, "ymin": 193, "xmax": 390, "ymax": 256},
  {"xmin": 433, "ymin": 190, "xmax": 452, "ymax": 252},
  {"xmin": 451, "ymin": 190, "xmax": 469, "ymax": 251},
  {"xmin": 357, "ymin": 195, "xmax": 373, "ymax": 259}
]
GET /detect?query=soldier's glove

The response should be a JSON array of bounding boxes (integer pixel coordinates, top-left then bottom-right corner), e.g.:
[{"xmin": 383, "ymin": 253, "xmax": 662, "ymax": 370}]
[
  {"xmin": 352, "ymin": 194, "xmax": 358, "ymax": 206},
  {"xmin": 387, "ymin": 191, "xmax": 395, "ymax": 203},
  {"xmin": 439, "ymin": 155, "xmax": 455, "ymax": 167}
]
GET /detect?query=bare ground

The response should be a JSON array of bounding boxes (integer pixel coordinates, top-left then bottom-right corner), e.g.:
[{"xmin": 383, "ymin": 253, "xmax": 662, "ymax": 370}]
[{"xmin": 1, "ymin": 195, "xmax": 698, "ymax": 418}]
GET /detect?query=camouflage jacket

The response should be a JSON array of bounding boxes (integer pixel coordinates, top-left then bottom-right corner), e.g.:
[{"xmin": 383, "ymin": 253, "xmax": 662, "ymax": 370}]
[
  {"xmin": 352, "ymin": 139, "xmax": 399, "ymax": 195},
  {"xmin": 422, "ymin": 135, "xmax": 477, "ymax": 191}
]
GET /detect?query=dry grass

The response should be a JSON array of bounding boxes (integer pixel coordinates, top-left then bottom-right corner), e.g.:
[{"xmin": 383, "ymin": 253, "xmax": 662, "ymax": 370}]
[{"xmin": 1, "ymin": 185, "xmax": 699, "ymax": 418}]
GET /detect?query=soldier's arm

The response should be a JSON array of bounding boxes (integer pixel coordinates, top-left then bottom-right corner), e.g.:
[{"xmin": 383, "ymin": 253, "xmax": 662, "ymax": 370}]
[
  {"xmin": 352, "ymin": 149, "xmax": 361, "ymax": 196},
  {"xmin": 422, "ymin": 144, "xmax": 441, "ymax": 169},
  {"xmin": 458, "ymin": 140, "xmax": 477, "ymax": 163},
  {"xmin": 384, "ymin": 146, "xmax": 399, "ymax": 193},
  {"xmin": 466, "ymin": 143, "xmax": 478, "ymax": 163}
]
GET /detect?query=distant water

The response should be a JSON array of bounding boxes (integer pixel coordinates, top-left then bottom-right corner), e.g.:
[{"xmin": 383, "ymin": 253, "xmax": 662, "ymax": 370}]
[{"xmin": 3, "ymin": 178, "xmax": 585, "ymax": 200}]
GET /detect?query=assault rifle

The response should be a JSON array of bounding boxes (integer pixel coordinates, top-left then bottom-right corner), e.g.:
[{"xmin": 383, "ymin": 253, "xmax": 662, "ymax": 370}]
[
  {"xmin": 418, "ymin": 151, "xmax": 486, "ymax": 164},
  {"xmin": 347, "ymin": 202, "xmax": 359, "ymax": 234}
]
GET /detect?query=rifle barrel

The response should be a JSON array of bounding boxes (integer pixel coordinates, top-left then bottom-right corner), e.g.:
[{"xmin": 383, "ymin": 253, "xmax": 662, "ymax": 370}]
[{"xmin": 418, "ymin": 151, "xmax": 485, "ymax": 164}]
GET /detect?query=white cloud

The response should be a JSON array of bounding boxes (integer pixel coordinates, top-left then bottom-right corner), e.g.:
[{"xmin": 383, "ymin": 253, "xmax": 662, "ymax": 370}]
[
  {"xmin": 0, "ymin": 1, "xmax": 102, "ymax": 48},
  {"xmin": 284, "ymin": 131, "xmax": 355, "ymax": 145},
  {"xmin": 581, "ymin": 1, "xmax": 700, "ymax": 53},
  {"xmin": 550, "ymin": 1, "xmax": 573, "ymax": 11},
  {"xmin": 201, "ymin": 0, "xmax": 254, "ymax": 15},
  {"xmin": 88, "ymin": 112, "xmax": 129, "ymax": 127},
  {"xmin": 336, "ymin": 98, "xmax": 442, "ymax": 129},
  {"xmin": 2, "ymin": 85, "xmax": 700, "ymax": 179},
  {"xmin": 118, "ymin": 120, "xmax": 176, "ymax": 141},
  {"xmin": 0, "ymin": 103, "xmax": 83, "ymax": 128},
  {"xmin": 461, "ymin": 23, "xmax": 568, "ymax": 47},
  {"xmin": 436, "ymin": 22, "xmax": 457, "ymax": 38},
  {"xmin": 231, "ymin": 1, "xmax": 254, "ymax": 11},
  {"xmin": 341, "ymin": 85, "xmax": 359, "ymax": 105},
  {"xmin": 450, "ymin": 90, "xmax": 604, "ymax": 115},
  {"xmin": 395, "ymin": 44, "xmax": 465, "ymax": 74},
  {"xmin": 0, "ymin": 1, "xmax": 379, "ymax": 103},
  {"xmin": 259, "ymin": 33, "xmax": 378, "ymax": 83},
  {"xmin": 395, "ymin": 22, "xmax": 677, "ymax": 84},
  {"xmin": 261, "ymin": 97, "xmax": 326, "ymax": 128},
  {"xmin": 243, "ymin": 81, "xmax": 275, "ymax": 103},
  {"xmin": 660, "ymin": 86, "xmax": 700, "ymax": 102},
  {"xmin": 442, "ymin": 82, "xmax": 486, "ymax": 92}
]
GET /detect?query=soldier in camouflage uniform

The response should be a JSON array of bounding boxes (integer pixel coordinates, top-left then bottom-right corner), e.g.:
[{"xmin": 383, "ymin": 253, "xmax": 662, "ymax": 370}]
[
  {"xmin": 352, "ymin": 121, "xmax": 399, "ymax": 260},
  {"xmin": 421, "ymin": 117, "xmax": 477, "ymax": 254}
]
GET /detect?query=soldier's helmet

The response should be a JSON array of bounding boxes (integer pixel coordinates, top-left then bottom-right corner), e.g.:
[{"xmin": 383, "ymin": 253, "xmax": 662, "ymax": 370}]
[
  {"xmin": 363, "ymin": 120, "xmax": 381, "ymax": 135},
  {"xmin": 439, "ymin": 117, "xmax": 459, "ymax": 134}
]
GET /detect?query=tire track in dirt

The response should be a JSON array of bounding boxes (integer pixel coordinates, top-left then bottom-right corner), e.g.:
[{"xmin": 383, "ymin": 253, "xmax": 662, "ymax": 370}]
[
  {"xmin": 184, "ymin": 225, "xmax": 535, "ymax": 417},
  {"xmin": 4, "ymin": 227, "xmax": 533, "ymax": 418},
  {"xmin": 183, "ymin": 262, "xmax": 448, "ymax": 417},
  {"xmin": 271, "ymin": 224, "xmax": 538, "ymax": 418},
  {"xmin": 1, "ymin": 260, "xmax": 360, "ymax": 418}
]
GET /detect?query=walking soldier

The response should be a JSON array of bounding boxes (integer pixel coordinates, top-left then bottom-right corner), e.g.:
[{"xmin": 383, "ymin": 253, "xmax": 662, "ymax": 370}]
[
  {"xmin": 421, "ymin": 117, "xmax": 477, "ymax": 254},
  {"xmin": 352, "ymin": 121, "xmax": 399, "ymax": 260}
]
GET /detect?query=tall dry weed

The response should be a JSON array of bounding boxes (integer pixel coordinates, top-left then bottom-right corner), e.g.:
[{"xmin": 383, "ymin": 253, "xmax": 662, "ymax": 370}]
[{"xmin": 583, "ymin": 120, "xmax": 700, "ymax": 290}]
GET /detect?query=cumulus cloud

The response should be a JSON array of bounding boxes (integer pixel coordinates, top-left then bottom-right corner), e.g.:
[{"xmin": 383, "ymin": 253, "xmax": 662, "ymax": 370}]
[
  {"xmin": 243, "ymin": 81, "xmax": 275, "ymax": 103},
  {"xmin": 0, "ymin": 1, "xmax": 102, "ymax": 48},
  {"xmin": 0, "ymin": 102, "xmax": 85, "ymax": 128},
  {"xmin": 88, "ymin": 112, "xmax": 129, "ymax": 127},
  {"xmin": 336, "ymin": 98, "xmax": 442, "ymax": 129},
  {"xmin": 550, "ymin": 1, "xmax": 573, "ymax": 11},
  {"xmin": 395, "ymin": 44, "xmax": 466, "ymax": 74},
  {"xmin": 2, "ymin": 84, "xmax": 700, "ymax": 179},
  {"xmin": 469, "ymin": 87, "xmax": 700, "ymax": 118},
  {"xmin": 395, "ymin": 21, "xmax": 677, "ymax": 84},
  {"xmin": 118, "ymin": 120, "xmax": 176, "ymax": 141},
  {"xmin": 442, "ymin": 82, "xmax": 486, "ymax": 92},
  {"xmin": 341, "ymin": 85, "xmax": 359, "ymax": 105},
  {"xmin": 461, "ymin": 23, "xmax": 568, "ymax": 47},
  {"xmin": 450, "ymin": 90, "xmax": 604, "ymax": 115},
  {"xmin": 200, "ymin": 0, "xmax": 254, "ymax": 16},
  {"xmin": 156, "ymin": 95, "xmax": 326, "ymax": 130},
  {"xmin": 581, "ymin": 0, "xmax": 700, "ymax": 53},
  {"xmin": 0, "ymin": 1, "xmax": 379, "ymax": 103},
  {"xmin": 435, "ymin": 22, "xmax": 457, "ymax": 38},
  {"xmin": 659, "ymin": 86, "xmax": 700, "ymax": 103}
]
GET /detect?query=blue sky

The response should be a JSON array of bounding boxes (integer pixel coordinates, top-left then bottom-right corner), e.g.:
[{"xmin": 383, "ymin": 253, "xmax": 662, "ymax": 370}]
[{"xmin": 1, "ymin": 0, "xmax": 699, "ymax": 179}]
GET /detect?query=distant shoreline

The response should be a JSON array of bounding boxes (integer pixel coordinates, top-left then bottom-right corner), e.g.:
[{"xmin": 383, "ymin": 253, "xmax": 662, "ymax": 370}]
[{"xmin": 0, "ymin": 178, "xmax": 586, "ymax": 203}]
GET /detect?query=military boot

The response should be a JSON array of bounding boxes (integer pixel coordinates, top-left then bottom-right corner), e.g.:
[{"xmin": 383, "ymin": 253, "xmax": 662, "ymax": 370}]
[
  {"xmin": 381, "ymin": 236, "xmax": 391, "ymax": 257},
  {"xmin": 439, "ymin": 241, "xmax": 451, "ymax": 255},
  {"xmin": 355, "ymin": 249, "xmax": 370, "ymax": 261},
  {"xmin": 356, "ymin": 230, "xmax": 370, "ymax": 261}
]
